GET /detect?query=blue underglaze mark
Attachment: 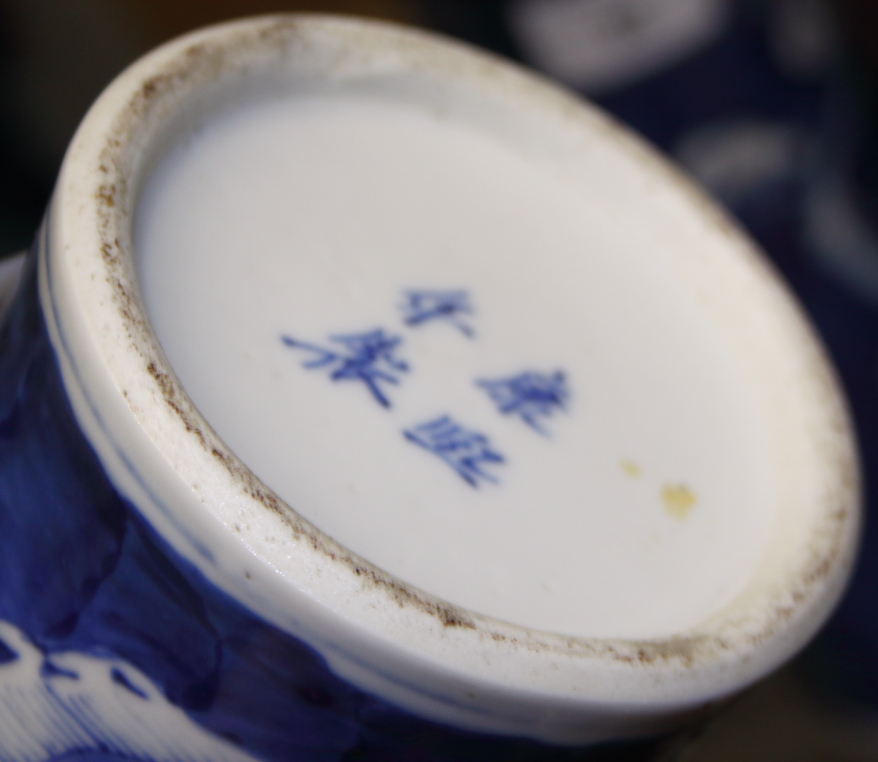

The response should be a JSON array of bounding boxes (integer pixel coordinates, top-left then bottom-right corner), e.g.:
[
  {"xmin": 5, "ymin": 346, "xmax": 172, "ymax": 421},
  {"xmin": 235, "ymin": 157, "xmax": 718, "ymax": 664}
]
[
  {"xmin": 400, "ymin": 290, "xmax": 474, "ymax": 337},
  {"xmin": 111, "ymin": 667, "xmax": 149, "ymax": 700},
  {"xmin": 404, "ymin": 416, "xmax": 505, "ymax": 487},
  {"xmin": 477, "ymin": 371, "xmax": 569, "ymax": 435},
  {"xmin": 281, "ymin": 329, "xmax": 409, "ymax": 408}
]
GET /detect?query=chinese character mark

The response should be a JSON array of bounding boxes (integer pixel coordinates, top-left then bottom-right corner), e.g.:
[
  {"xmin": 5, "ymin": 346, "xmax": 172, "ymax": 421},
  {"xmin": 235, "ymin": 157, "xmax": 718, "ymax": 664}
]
[
  {"xmin": 281, "ymin": 329, "xmax": 409, "ymax": 408},
  {"xmin": 400, "ymin": 290, "xmax": 474, "ymax": 337},
  {"xmin": 477, "ymin": 371, "xmax": 569, "ymax": 435},
  {"xmin": 404, "ymin": 415, "xmax": 505, "ymax": 487}
]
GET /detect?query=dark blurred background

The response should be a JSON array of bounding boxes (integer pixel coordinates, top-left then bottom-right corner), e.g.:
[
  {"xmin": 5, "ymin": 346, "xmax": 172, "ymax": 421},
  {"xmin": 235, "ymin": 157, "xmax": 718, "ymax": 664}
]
[{"xmin": 2, "ymin": 1, "xmax": 878, "ymax": 758}]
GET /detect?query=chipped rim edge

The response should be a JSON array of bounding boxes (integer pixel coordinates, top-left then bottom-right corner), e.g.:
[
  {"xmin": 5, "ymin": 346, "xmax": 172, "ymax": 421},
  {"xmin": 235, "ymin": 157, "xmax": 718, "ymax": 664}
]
[{"xmin": 39, "ymin": 14, "xmax": 861, "ymax": 744}]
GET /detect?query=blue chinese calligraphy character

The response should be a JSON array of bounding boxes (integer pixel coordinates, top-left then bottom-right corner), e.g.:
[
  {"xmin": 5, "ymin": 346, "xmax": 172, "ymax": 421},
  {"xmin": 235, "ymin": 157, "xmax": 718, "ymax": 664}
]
[
  {"xmin": 477, "ymin": 371, "xmax": 568, "ymax": 435},
  {"xmin": 400, "ymin": 289, "xmax": 474, "ymax": 337},
  {"xmin": 281, "ymin": 329, "xmax": 409, "ymax": 408},
  {"xmin": 404, "ymin": 415, "xmax": 505, "ymax": 487}
]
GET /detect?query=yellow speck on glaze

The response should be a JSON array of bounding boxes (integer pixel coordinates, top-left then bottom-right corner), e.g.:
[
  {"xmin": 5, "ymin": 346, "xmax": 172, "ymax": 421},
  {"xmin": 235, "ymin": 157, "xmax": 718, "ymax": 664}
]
[
  {"xmin": 621, "ymin": 460, "xmax": 641, "ymax": 477},
  {"xmin": 662, "ymin": 483, "xmax": 697, "ymax": 519}
]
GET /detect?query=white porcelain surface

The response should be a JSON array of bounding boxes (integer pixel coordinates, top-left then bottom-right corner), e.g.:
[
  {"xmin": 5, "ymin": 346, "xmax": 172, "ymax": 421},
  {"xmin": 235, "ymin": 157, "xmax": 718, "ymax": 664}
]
[
  {"xmin": 137, "ymin": 86, "xmax": 775, "ymax": 642},
  {"xmin": 38, "ymin": 15, "xmax": 859, "ymax": 744}
]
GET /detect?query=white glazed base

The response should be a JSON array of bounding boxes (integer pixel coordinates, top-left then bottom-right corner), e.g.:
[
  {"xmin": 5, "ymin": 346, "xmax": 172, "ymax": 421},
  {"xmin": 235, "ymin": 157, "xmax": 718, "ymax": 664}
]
[{"xmin": 37, "ymin": 14, "xmax": 860, "ymax": 744}]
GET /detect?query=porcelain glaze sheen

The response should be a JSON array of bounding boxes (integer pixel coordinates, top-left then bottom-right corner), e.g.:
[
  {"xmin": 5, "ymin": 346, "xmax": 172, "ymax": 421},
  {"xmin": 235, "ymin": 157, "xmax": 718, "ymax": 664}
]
[
  {"xmin": 1, "ymin": 256, "xmax": 645, "ymax": 761},
  {"xmin": 0, "ymin": 14, "xmax": 860, "ymax": 761},
  {"xmin": 136, "ymin": 90, "xmax": 775, "ymax": 641}
]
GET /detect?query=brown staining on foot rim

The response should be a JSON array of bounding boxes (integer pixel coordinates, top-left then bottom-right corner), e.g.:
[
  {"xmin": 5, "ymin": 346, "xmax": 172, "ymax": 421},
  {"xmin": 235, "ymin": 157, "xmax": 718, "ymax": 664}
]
[{"xmin": 82, "ymin": 16, "xmax": 856, "ymax": 665}]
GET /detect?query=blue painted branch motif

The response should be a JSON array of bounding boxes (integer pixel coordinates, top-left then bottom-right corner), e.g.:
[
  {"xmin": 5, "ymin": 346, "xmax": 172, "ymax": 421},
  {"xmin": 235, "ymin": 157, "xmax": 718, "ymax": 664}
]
[
  {"xmin": 0, "ymin": 622, "xmax": 255, "ymax": 762},
  {"xmin": 404, "ymin": 416, "xmax": 505, "ymax": 487},
  {"xmin": 0, "ymin": 251, "xmax": 671, "ymax": 761},
  {"xmin": 400, "ymin": 290, "xmax": 474, "ymax": 337},
  {"xmin": 281, "ymin": 329, "xmax": 409, "ymax": 408},
  {"xmin": 477, "ymin": 371, "xmax": 569, "ymax": 435}
]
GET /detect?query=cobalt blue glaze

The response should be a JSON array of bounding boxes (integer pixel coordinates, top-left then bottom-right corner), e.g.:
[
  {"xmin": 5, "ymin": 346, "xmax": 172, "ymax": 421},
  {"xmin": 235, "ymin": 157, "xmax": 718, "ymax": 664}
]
[
  {"xmin": 403, "ymin": 415, "xmax": 506, "ymax": 487},
  {"xmin": 281, "ymin": 329, "xmax": 409, "ymax": 409},
  {"xmin": 0, "ymin": 251, "xmax": 671, "ymax": 761},
  {"xmin": 477, "ymin": 371, "xmax": 569, "ymax": 435},
  {"xmin": 399, "ymin": 289, "xmax": 474, "ymax": 337}
]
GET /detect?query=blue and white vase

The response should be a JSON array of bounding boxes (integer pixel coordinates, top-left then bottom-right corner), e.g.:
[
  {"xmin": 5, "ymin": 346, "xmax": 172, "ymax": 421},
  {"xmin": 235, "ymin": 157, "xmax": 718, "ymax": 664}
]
[{"xmin": 0, "ymin": 15, "xmax": 860, "ymax": 762}]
